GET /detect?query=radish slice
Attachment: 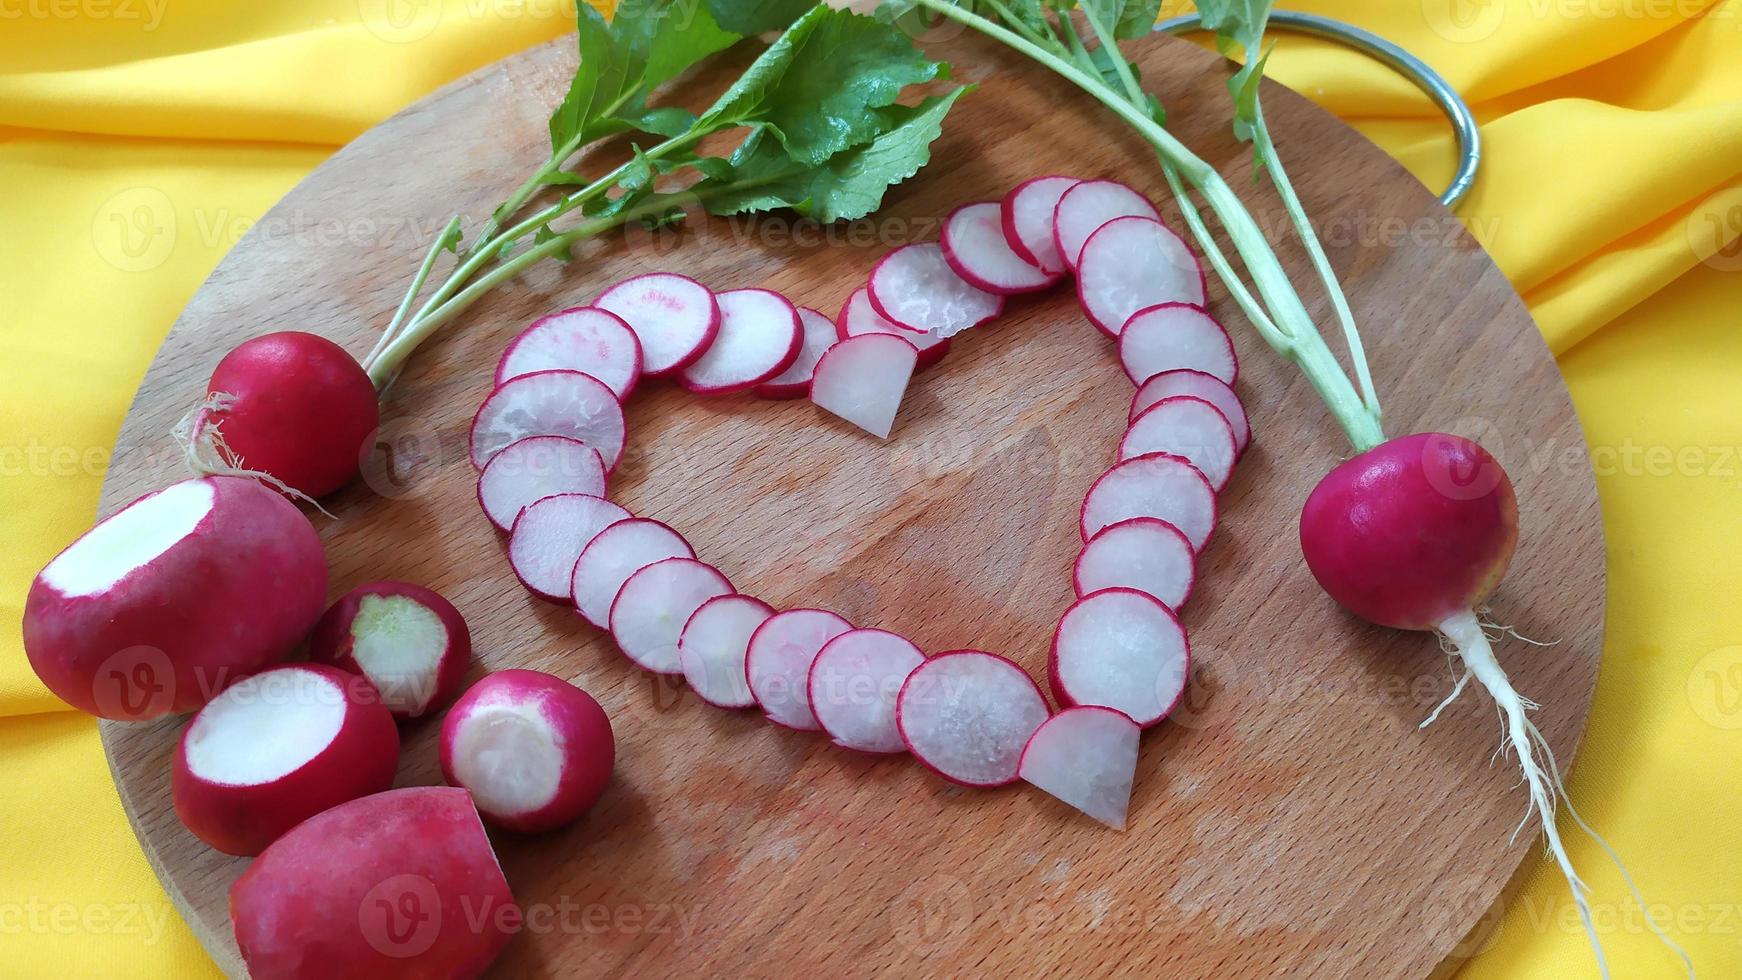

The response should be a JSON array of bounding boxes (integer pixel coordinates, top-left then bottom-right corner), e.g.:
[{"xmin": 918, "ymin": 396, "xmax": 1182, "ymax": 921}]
[
  {"xmin": 1018, "ymin": 706, "xmax": 1140, "ymax": 830},
  {"xmin": 569, "ymin": 518, "xmax": 693, "ymax": 628},
  {"xmin": 476, "ymin": 435, "xmax": 606, "ymax": 533},
  {"xmin": 810, "ymin": 333, "xmax": 918, "ymax": 440},
  {"xmin": 1075, "ymin": 517, "xmax": 1195, "ymax": 610},
  {"xmin": 469, "ymin": 369, "xmax": 626, "ymax": 471},
  {"xmin": 1001, "ymin": 175, "xmax": 1078, "ymax": 275},
  {"xmin": 495, "ymin": 306, "xmax": 643, "ymax": 400},
  {"xmin": 678, "ymin": 594, "xmax": 773, "ymax": 709},
  {"xmin": 755, "ymin": 307, "xmax": 837, "ymax": 399},
  {"xmin": 1120, "ymin": 395, "xmax": 1238, "ymax": 491},
  {"xmin": 1131, "ymin": 369, "xmax": 1250, "ymax": 454},
  {"xmin": 679, "ymin": 288, "xmax": 802, "ymax": 395},
  {"xmin": 1081, "ymin": 451, "xmax": 1217, "ymax": 550},
  {"xmin": 807, "ymin": 628, "xmax": 925, "ymax": 754},
  {"xmin": 594, "ymin": 272, "xmax": 720, "ymax": 377},
  {"xmin": 1077, "ymin": 216, "xmax": 1206, "ymax": 337},
  {"xmin": 838, "ymin": 287, "xmax": 950, "ymax": 370},
  {"xmin": 745, "ymin": 608, "xmax": 852, "ymax": 731},
  {"xmin": 1119, "ymin": 303, "xmax": 1238, "ymax": 386},
  {"xmin": 868, "ymin": 243, "xmax": 1003, "ymax": 338},
  {"xmin": 609, "ymin": 558, "xmax": 733, "ymax": 675},
  {"xmin": 941, "ymin": 201, "xmax": 1060, "ymax": 295},
  {"xmin": 507, "ymin": 493, "xmax": 631, "ymax": 603},
  {"xmin": 1050, "ymin": 588, "xmax": 1189, "ymax": 728},
  {"xmin": 896, "ymin": 650, "xmax": 1049, "ymax": 787},
  {"xmin": 1052, "ymin": 179, "xmax": 1160, "ymax": 271}
]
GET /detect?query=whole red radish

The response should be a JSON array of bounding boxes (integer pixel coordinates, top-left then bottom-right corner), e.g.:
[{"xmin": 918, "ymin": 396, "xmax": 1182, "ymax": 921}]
[{"xmin": 308, "ymin": 581, "xmax": 472, "ymax": 720}]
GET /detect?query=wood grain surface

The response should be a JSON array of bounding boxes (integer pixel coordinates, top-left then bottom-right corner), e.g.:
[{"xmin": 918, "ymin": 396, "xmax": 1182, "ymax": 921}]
[{"xmin": 97, "ymin": 28, "xmax": 1603, "ymax": 980}]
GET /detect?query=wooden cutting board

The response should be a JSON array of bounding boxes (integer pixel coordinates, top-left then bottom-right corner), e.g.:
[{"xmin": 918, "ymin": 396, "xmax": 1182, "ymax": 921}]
[{"xmin": 97, "ymin": 27, "xmax": 1603, "ymax": 979}]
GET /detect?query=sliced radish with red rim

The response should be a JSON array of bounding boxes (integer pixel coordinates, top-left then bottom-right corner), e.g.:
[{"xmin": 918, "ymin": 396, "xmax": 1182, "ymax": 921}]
[
  {"xmin": 594, "ymin": 273, "xmax": 720, "ymax": 377},
  {"xmin": 1077, "ymin": 216, "xmax": 1206, "ymax": 337},
  {"xmin": 679, "ymin": 287, "xmax": 802, "ymax": 395},
  {"xmin": 837, "ymin": 287, "xmax": 949, "ymax": 370},
  {"xmin": 1001, "ymin": 175, "xmax": 1078, "ymax": 275},
  {"xmin": 609, "ymin": 558, "xmax": 733, "ymax": 675},
  {"xmin": 469, "ymin": 369, "xmax": 625, "ymax": 471},
  {"xmin": 897, "ymin": 650, "xmax": 1049, "ymax": 787},
  {"xmin": 1120, "ymin": 395, "xmax": 1238, "ymax": 491},
  {"xmin": 1050, "ymin": 588, "xmax": 1188, "ymax": 728},
  {"xmin": 1119, "ymin": 303, "xmax": 1237, "ymax": 386},
  {"xmin": 507, "ymin": 493, "xmax": 631, "ymax": 603},
  {"xmin": 1130, "ymin": 369, "xmax": 1249, "ymax": 454},
  {"xmin": 941, "ymin": 201, "xmax": 1061, "ymax": 294},
  {"xmin": 1052, "ymin": 179, "xmax": 1160, "ymax": 271},
  {"xmin": 570, "ymin": 518, "xmax": 693, "ymax": 628},
  {"xmin": 1074, "ymin": 517, "xmax": 1195, "ymax": 610},
  {"xmin": 807, "ymin": 628, "xmax": 925, "ymax": 754},
  {"xmin": 495, "ymin": 306, "xmax": 643, "ymax": 400},
  {"xmin": 1081, "ymin": 451, "xmax": 1217, "ymax": 550},
  {"xmin": 811, "ymin": 333, "xmax": 918, "ymax": 440},
  {"xmin": 745, "ymin": 608, "xmax": 852, "ymax": 731},
  {"xmin": 868, "ymin": 243, "xmax": 1003, "ymax": 339},
  {"xmin": 1019, "ymin": 706, "xmax": 1139, "ymax": 830},
  {"xmin": 754, "ymin": 307, "xmax": 837, "ymax": 399},
  {"xmin": 678, "ymin": 594, "xmax": 773, "ymax": 709},
  {"xmin": 476, "ymin": 435, "xmax": 606, "ymax": 533}
]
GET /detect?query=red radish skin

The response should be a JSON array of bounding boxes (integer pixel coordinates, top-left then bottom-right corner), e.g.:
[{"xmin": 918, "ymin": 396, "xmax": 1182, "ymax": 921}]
[
  {"xmin": 440, "ymin": 670, "xmax": 614, "ymax": 833},
  {"xmin": 755, "ymin": 307, "xmax": 838, "ymax": 399},
  {"xmin": 679, "ymin": 287, "xmax": 803, "ymax": 395},
  {"xmin": 836, "ymin": 287, "xmax": 950, "ymax": 370},
  {"xmin": 468, "ymin": 369, "xmax": 626, "ymax": 471},
  {"xmin": 570, "ymin": 518, "xmax": 694, "ymax": 628},
  {"xmin": 1051, "ymin": 179, "xmax": 1160, "ymax": 271},
  {"xmin": 1018, "ymin": 705, "xmax": 1140, "ymax": 830},
  {"xmin": 507, "ymin": 493, "xmax": 631, "ymax": 603},
  {"xmin": 194, "ymin": 331, "xmax": 379, "ymax": 499},
  {"xmin": 1118, "ymin": 303, "xmax": 1238, "ymax": 386},
  {"xmin": 678, "ymin": 594, "xmax": 774, "ymax": 709},
  {"xmin": 594, "ymin": 272, "xmax": 720, "ymax": 377},
  {"xmin": 896, "ymin": 650, "xmax": 1049, "ymax": 787},
  {"xmin": 609, "ymin": 558, "xmax": 734, "ymax": 675},
  {"xmin": 23, "ymin": 476, "xmax": 327, "ymax": 720},
  {"xmin": 1001, "ymin": 175, "xmax": 1078, "ymax": 275},
  {"xmin": 1076, "ymin": 216, "xmax": 1207, "ymax": 337},
  {"xmin": 807, "ymin": 628, "xmax": 926, "ymax": 754},
  {"xmin": 1074, "ymin": 516, "xmax": 1196, "ymax": 610},
  {"xmin": 810, "ymin": 333, "xmax": 919, "ymax": 440},
  {"xmin": 173, "ymin": 664, "xmax": 398, "ymax": 856},
  {"xmin": 1119, "ymin": 395, "xmax": 1239, "ymax": 491},
  {"xmin": 1049, "ymin": 588, "xmax": 1189, "ymax": 728},
  {"xmin": 940, "ymin": 201, "xmax": 1061, "ymax": 294},
  {"xmin": 745, "ymin": 608, "xmax": 853, "ymax": 731},
  {"xmin": 495, "ymin": 306, "xmax": 643, "ymax": 400},
  {"xmin": 868, "ymin": 242, "xmax": 1003, "ymax": 338},
  {"xmin": 475, "ymin": 434, "xmax": 607, "ymax": 533},
  {"xmin": 1131, "ymin": 369, "xmax": 1250, "ymax": 455},
  {"xmin": 308, "ymin": 581, "xmax": 471, "ymax": 719},
  {"xmin": 1080, "ymin": 451, "xmax": 1217, "ymax": 551},
  {"xmin": 230, "ymin": 786, "xmax": 518, "ymax": 980}
]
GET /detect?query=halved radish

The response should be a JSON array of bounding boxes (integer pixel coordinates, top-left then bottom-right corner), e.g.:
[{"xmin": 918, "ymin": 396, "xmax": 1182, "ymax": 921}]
[
  {"xmin": 1077, "ymin": 216, "xmax": 1206, "ymax": 337},
  {"xmin": 896, "ymin": 650, "xmax": 1049, "ymax": 787},
  {"xmin": 1120, "ymin": 395, "xmax": 1238, "ymax": 491},
  {"xmin": 476, "ymin": 434, "xmax": 607, "ymax": 533},
  {"xmin": 755, "ymin": 307, "xmax": 837, "ymax": 399},
  {"xmin": 837, "ymin": 286, "xmax": 950, "ymax": 370},
  {"xmin": 745, "ymin": 608, "xmax": 852, "ymax": 731},
  {"xmin": 679, "ymin": 287, "xmax": 803, "ymax": 395},
  {"xmin": 1050, "ymin": 588, "xmax": 1189, "ymax": 728},
  {"xmin": 570, "ymin": 518, "xmax": 693, "ymax": 628},
  {"xmin": 507, "ymin": 493, "xmax": 631, "ymax": 603},
  {"xmin": 469, "ymin": 369, "xmax": 626, "ymax": 471},
  {"xmin": 941, "ymin": 201, "xmax": 1060, "ymax": 294},
  {"xmin": 678, "ymin": 594, "xmax": 774, "ymax": 709},
  {"xmin": 594, "ymin": 272, "xmax": 720, "ymax": 377},
  {"xmin": 495, "ymin": 306, "xmax": 643, "ymax": 400},
  {"xmin": 807, "ymin": 628, "xmax": 925, "ymax": 754},
  {"xmin": 609, "ymin": 558, "xmax": 733, "ymax": 675},
  {"xmin": 1001, "ymin": 175, "xmax": 1078, "ymax": 275},
  {"xmin": 1119, "ymin": 303, "xmax": 1238, "ymax": 386},
  {"xmin": 1075, "ymin": 517, "xmax": 1195, "ymax": 610},
  {"xmin": 308, "ymin": 581, "xmax": 472, "ymax": 719},
  {"xmin": 810, "ymin": 333, "xmax": 918, "ymax": 440},
  {"xmin": 1131, "ymin": 369, "xmax": 1250, "ymax": 454},
  {"xmin": 1081, "ymin": 451, "xmax": 1217, "ymax": 550},
  {"xmin": 1018, "ymin": 705, "xmax": 1140, "ymax": 830},
  {"xmin": 1052, "ymin": 179, "xmax": 1160, "ymax": 271},
  {"xmin": 868, "ymin": 243, "xmax": 1003, "ymax": 338}
]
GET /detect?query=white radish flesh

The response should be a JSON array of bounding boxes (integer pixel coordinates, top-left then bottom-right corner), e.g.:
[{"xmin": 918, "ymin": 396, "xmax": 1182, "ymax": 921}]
[
  {"xmin": 1050, "ymin": 588, "xmax": 1189, "ymax": 728},
  {"xmin": 569, "ymin": 518, "xmax": 694, "ymax": 628},
  {"xmin": 745, "ymin": 608, "xmax": 852, "ymax": 731},
  {"xmin": 1075, "ymin": 517, "xmax": 1196, "ymax": 610},
  {"xmin": 838, "ymin": 287, "xmax": 950, "ymax": 370},
  {"xmin": 807, "ymin": 628, "xmax": 925, "ymax": 754},
  {"xmin": 678, "ymin": 594, "xmax": 774, "ymax": 709},
  {"xmin": 679, "ymin": 287, "xmax": 803, "ymax": 394},
  {"xmin": 609, "ymin": 558, "xmax": 734, "ymax": 675},
  {"xmin": 1081, "ymin": 451, "xmax": 1217, "ymax": 550},
  {"xmin": 307, "ymin": 581, "xmax": 472, "ymax": 720},
  {"xmin": 1076, "ymin": 216, "xmax": 1206, "ymax": 337},
  {"xmin": 755, "ymin": 307, "xmax": 837, "ymax": 399},
  {"xmin": 896, "ymin": 650, "xmax": 1049, "ymax": 787},
  {"xmin": 469, "ymin": 369, "xmax": 626, "ymax": 471},
  {"xmin": 1119, "ymin": 303, "xmax": 1238, "ymax": 386},
  {"xmin": 868, "ymin": 243, "xmax": 1003, "ymax": 338},
  {"xmin": 507, "ymin": 493, "xmax": 632, "ymax": 603},
  {"xmin": 1130, "ymin": 369, "xmax": 1250, "ymax": 454},
  {"xmin": 594, "ymin": 272, "xmax": 720, "ymax": 377},
  {"xmin": 476, "ymin": 435, "xmax": 607, "ymax": 533},
  {"xmin": 1052, "ymin": 179, "xmax": 1160, "ymax": 271},
  {"xmin": 495, "ymin": 306, "xmax": 643, "ymax": 400},
  {"xmin": 1018, "ymin": 706, "xmax": 1140, "ymax": 830},
  {"xmin": 1120, "ymin": 395, "xmax": 1239, "ymax": 491},
  {"xmin": 941, "ymin": 201, "xmax": 1060, "ymax": 294},
  {"xmin": 1001, "ymin": 175, "xmax": 1078, "ymax": 275},
  {"xmin": 810, "ymin": 333, "xmax": 918, "ymax": 440}
]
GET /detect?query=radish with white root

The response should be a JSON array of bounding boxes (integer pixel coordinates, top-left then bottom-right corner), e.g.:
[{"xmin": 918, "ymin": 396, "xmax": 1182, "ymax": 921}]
[
  {"xmin": 495, "ymin": 306, "xmax": 643, "ymax": 400},
  {"xmin": 837, "ymin": 286, "xmax": 950, "ymax": 370},
  {"xmin": 570, "ymin": 518, "xmax": 694, "ymax": 628},
  {"xmin": 896, "ymin": 650, "xmax": 1050, "ymax": 787},
  {"xmin": 941, "ymin": 201, "xmax": 1061, "ymax": 294},
  {"xmin": 746, "ymin": 608, "xmax": 852, "ymax": 730},
  {"xmin": 810, "ymin": 333, "xmax": 919, "ymax": 440},
  {"xmin": 507, "ymin": 493, "xmax": 631, "ymax": 603},
  {"xmin": 1001, "ymin": 175, "xmax": 1079, "ymax": 275},
  {"xmin": 755, "ymin": 307, "xmax": 838, "ymax": 399},
  {"xmin": 230, "ymin": 786, "xmax": 517, "ymax": 979},
  {"xmin": 308, "ymin": 581, "xmax": 472, "ymax": 719},
  {"xmin": 1080, "ymin": 451, "xmax": 1217, "ymax": 551},
  {"xmin": 1075, "ymin": 517, "xmax": 1196, "ymax": 610},
  {"xmin": 476, "ymin": 434, "xmax": 607, "ymax": 533},
  {"xmin": 1019, "ymin": 705, "xmax": 1140, "ymax": 829},
  {"xmin": 808, "ymin": 628, "xmax": 926, "ymax": 753},
  {"xmin": 679, "ymin": 594, "xmax": 775, "ymax": 708},
  {"xmin": 868, "ymin": 242, "xmax": 1003, "ymax": 338},
  {"xmin": 1131, "ymin": 369, "xmax": 1250, "ymax": 455},
  {"xmin": 679, "ymin": 287, "xmax": 803, "ymax": 394},
  {"xmin": 1118, "ymin": 303, "xmax": 1239, "ymax": 386},
  {"xmin": 1051, "ymin": 178, "xmax": 1160, "ymax": 271},
  {"xmin": 440, "ymin": 669, "xmax": 614, "ymax": 833},
  {"xmin": 1119, "ymin": 395, "xmax": 1239, "ymax": 491},
  {"xmin": 173, "ymin": 664, "xmax": 398, "ymax": 855},
  {"xmin": 593, "ymin": 272, "xmax": 720, "ymax": 377},
  {"xmin": 1050, "ymin": 588, "xmax": 1188, "ymax": 727},
  {"xmin": 1077, "ymin": 215, "xmax": 1206, "ymax": 337},
  {"xmin": 23, "ymin": 476, "xmax": 326, "ymax": 721},
  {"xmin": 610, "ymin": 558, "xmax": 734, "ymax": 674},
  {"xmin": 469, "ymin": 369, "xmax": 626, "ymax": 471}
]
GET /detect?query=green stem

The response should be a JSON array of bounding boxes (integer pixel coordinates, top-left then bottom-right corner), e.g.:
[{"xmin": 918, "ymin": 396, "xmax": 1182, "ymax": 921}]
[{"xmin": 365, "ymin": 215, "xmax": 460, "ymax": 375}]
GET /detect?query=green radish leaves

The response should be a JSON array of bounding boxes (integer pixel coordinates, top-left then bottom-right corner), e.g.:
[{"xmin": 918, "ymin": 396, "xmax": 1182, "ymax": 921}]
[{"xmin": 1195, "ymin": 0, "xmax": 1274, "ymax": 143}]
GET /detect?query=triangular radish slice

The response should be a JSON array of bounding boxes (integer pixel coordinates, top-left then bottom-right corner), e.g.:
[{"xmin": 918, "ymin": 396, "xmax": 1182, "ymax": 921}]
[
  {"xmin": 1077, "ymin": 216, "xmax": 1206, "ymax": 337},
  {"xmin": 808, "ymin": 628, "xmax": 925, "ymax": 754},
  {"xmin": 570, "ymin": 518, "xmax": 693, "ymax": 629},
  {"xmin": 495, "ymin": 306, "xmax": 643, "ymax": 400},
  {"xmin": 941, "ymin": 201, "xmax": 1061, "ymax": 294},
  {"xmin": 1131, "ymin": 369, "xmax": 1250, "ymax": 455},
  {"xmin": 1052, "ymin": 179, "xmax": 1160, "ymax": 271},
  {"xmin": 679, "ymin": 594, "xmax": 774, "ymax": 709},
  {"xmin": 1119, "ymin": 395, "xmax": 1238, "ymax": 491},
  {"xmin": 609, "ymin": 558, "xmax": 733, "ymax": 675},
  {"xmin": 810, "ymin": 334, "xmax": 918, "ymax": 440},
  {"xmin": 1018, "ymin": 706, "xmax": 1140, "ymax": 830},
  {"xmin": 755, "ymin": 307, "xmax": 838, "ymax": 399},
  {"xmin": 745, "ymin": 609, "xmax": 853, "ymax": 731},
  {"xmin": 897, "ymin": 650, "xmax": 1049, "ymax": 787},
  {"xmin": 837, "ymin": 287, "xmax": 950, "ymax": 370},
  {"xmin": 477, "ymin": 435, "xmax": 607, "ymax": 533},
  {"xmin": 1074, "ymin": 517, "xmax": 1195, "ymax": 610},
  {"xmin": 1001, "ymin": 175, "xmax": 1079, "ymax": 275},
  {"xmin": 1049, "ymin": 589, "xmax": 1189, "ymax": 728},
  {"xmin": 507, "ymin": 493, "xmax": 631, "ymax": 603},
  {"xmin": 868, "ymin": 243, "xmax": 1003, "ymax": 338},
  {"xmin": 594, "ymin": 273, "xmax": 720, "ymax": 377},
  {"xmin": 679, "ymin": 288, "xmax": 803, "ymax": 395},
  {"xmin": 1081, "ymin": 451, "xmax": 1217, "ymax": 550},
  {"xmin": 469, "ymin": 369, "xmax": 626, "ymax": 471},
  {"xmin": 1119, "ymin": 303, "xmax": 1237, "ymax": 385}
]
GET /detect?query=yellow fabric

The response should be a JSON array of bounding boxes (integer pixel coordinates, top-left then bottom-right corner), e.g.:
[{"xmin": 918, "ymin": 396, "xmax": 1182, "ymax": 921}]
[{"xmin": 1, "ymin": 0, "xmax": 1737, "ymax": 976}]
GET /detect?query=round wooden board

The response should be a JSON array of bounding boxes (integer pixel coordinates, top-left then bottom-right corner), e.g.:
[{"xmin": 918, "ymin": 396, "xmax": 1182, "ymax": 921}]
[{"xmin": 98, "ymin": 28, "xmax": 1602, "ymax": 980}]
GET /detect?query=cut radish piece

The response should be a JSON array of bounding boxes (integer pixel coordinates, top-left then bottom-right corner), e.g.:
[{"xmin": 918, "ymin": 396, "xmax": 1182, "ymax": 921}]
[
  {"xmin": 810, "ymin": 333, "xmax": 918, "ymax": 440},
  {"xmin": 495, "ymin": 306, "xmax": 643, "ymax": 400},
  {"xmin": 507, "ymin": 493, "xmax": 631, "ymax": 603},
  {"xmin": 941, "ymin": 201, "xmax": 1060, "ymax": 294},
  {"xmin": 1131, "ymin": 369, "xmax": 1250, "ymax": 454},
  {"xmin": 678, "ymin": 594, "xmax": 774, "ymax": 709},
  {"xmin": 1001, "ymin": 175, "xmax": 1078, "ymax": 275},
  {"xmin": 469, "ymin": 369, "xmax": 626, "ymax": 471},
  {"xmin": 476, "ymin": 434, "xmax": 607, "ymax": 533},
  {"xmin": 570, "ymin": 518, "xmax": 693, "ymax": 628},
  {"xmin": 1050, "ymin": 588, "xmax": 1189, "ymax": 728},
  {"xmin": 838, "ymin": 287, "xmax": 950, "ymax": 370},
  {"xmin": 755, "ymin": 307, "xmax": 837, "ymax": 399},
  {"xmin": 807, "ymin": 629, "xmax": 925, "ymax": 754},
  {"xmin": 745, "ymin": 608, "xmax": 852, "ymax": 731},
  {"xmin": 1075, "ymin": 517, "xmax": 1196, "ymax": 610},
  {"xmin": 1077, "ymin": 216, "xmax": 1206, "ymax": 337},
  {"xmin": 1018, "ymin": 706, "xmax": 1140, "ymax": 830},
  {"xmin": 868, "ymin": 243, "xmax": 1003, "ymax": 338},
  {"xmin": 1120, "ymin": 396, "xmax": 1238, "ymax": 491},
  {"xmin": 609, "ymin": 558, "xmax": 733, "ymax": 675},
  {"xmin": 1081, "ymin": 451, "xmax": 1217, "ymax": 550},
  {"xmin": 1052, "ymin": 179, "xmax": 1161, "ymax": 271},
  {"xmin": 896, "ymin": 650, "xmax": 1049, "ymax": 787},
  {"xmin": 308, "ymin": 581, "xmax": 472, "ymax": 719},
  {"xmin": 679, "ymin": 288, "xmax": 803, "ymax": 395},
  {"xmin": 594, "ymin": 272, "xmax": 720, "ymax": 377},
  {"xmin": 1119, "ymin": 303, "xmax": 1238, "ymax": 386}
]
